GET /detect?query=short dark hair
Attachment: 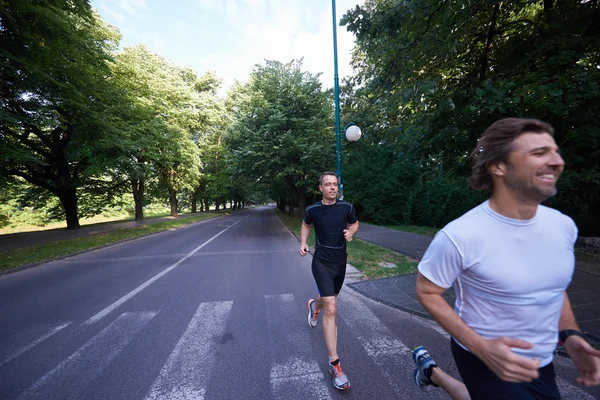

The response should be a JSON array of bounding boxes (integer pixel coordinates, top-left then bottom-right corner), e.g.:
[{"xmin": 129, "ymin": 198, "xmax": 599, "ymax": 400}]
[
  {"xmin": 470, "ymin": 118, "xmax": 555, "ymax": 192},
  {"xmin": 319, "ymin": 172, "xmax": 337, "ymax": 185}
]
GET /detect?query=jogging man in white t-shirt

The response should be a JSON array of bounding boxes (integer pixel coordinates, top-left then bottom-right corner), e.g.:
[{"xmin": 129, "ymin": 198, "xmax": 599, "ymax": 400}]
[{"xmin": 414, "ymin": 118, "xmax": 600, "ymax": 400}]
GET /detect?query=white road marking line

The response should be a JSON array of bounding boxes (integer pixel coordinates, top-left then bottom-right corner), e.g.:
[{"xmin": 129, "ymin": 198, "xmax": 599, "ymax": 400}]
[
  {"xmin": 270, "ymin": 358, "xmax": 331, "ymax": 400},
  {"xmin": 64, "ymin": 248, "xmax": 298, "ymax": 263},
  {"xmin": 338, "ymin": 291, "xmax": 444, "ymax": 398},
  {"xmin": 346, "ymin": 289, "xmax": 597, "ymax": 399},
  {"xmin": 144, "ymin": 301, "xmax": 233, "ymax": 400},
  {"xmin": 0, "ymin": 322, "xmax": 71, "ymax": 367},
  {"xmin": 85, "ymin": 220, "xmax": 242, "ymax": 324},
  {"xmin": 265, "ymin": 294, "xmax": 332, "ymax": 400},
  {"xmin": 19, "ymin": 311, "xmax": 156, "ymax": 400}
]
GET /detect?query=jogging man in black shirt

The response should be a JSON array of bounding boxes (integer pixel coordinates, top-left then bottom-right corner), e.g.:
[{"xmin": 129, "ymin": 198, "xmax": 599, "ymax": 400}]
[{"xmin": 299, "ymin": 172, "xmax": 359, "ymax": 390}]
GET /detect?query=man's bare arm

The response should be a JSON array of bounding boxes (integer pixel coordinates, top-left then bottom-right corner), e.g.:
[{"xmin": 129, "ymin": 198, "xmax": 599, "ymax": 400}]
[
  {"xmin": 343, "ymin": 221, "xmax": 359, "ymax": 241},
  {"xmin": 299, "ymin": 222, "xmax": 312, "ymax": 256},
  {"xmin": 559, "ymin": 291, "xmax": 600, "ymax": 386}
]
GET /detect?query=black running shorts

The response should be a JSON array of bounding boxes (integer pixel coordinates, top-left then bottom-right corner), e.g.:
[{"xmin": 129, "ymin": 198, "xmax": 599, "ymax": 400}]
[
  {"xmin": 311, "ymin": 257, "xmax": 347, "ymax": 297},
  {"xmin": 451, "ymin": 338, "xmax": 561, "ymax": 400}
]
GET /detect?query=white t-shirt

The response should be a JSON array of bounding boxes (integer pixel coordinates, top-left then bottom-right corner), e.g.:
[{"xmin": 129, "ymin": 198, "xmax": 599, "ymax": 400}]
[{"xmin": 418, "ymin": 200, "xmax": 577, "ymax": 366}]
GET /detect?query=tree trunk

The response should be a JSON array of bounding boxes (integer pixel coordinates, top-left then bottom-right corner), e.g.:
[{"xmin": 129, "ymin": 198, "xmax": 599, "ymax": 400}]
[
  {"xmin": 278, "ymin": 199, "xmax": 285, "ymax": 212},
  {"xmin": 191, "ymin": 191, "xmax": 198, "ymax": 213},
  {"xmin": 479, "ymin": 1, "xmax": 501, "ymax": 81},
  {"xmin": 169, "ymin": 188, "xmax": 178, "ymax": 217},
  {"xmin": 58, "ymin": 187, "xmax": 80, "ymax": 230},
  {"xmin": 131, "ymin": 179, "xmax": 145, "ymax": 221},
  {"xmin": 296, "ymin": 187, "xmax": 306, "ymax": 211}
]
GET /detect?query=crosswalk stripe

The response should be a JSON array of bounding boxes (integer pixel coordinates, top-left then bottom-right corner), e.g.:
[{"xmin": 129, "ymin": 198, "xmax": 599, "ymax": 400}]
[
  {"xmin": 18, "ymin": 311, "xmax": 156, "ymax": 400},
  {"xmin": 338, "ymin": 290, "xmax": 439, "ymax": 398},
  {"xmin": 265, "ymin": 294, "xmax": 332, "ymax": 400},
  {"xmin": 358, "ymin": 292, "xmax": 596, "ymax": 400},
  {"xmin": 144, "ymin": 301, "xmax": 233, "ymax": 400},
  {"xmin": 0, "ymin": 322, "xmax": 71, "ymax": 368}
]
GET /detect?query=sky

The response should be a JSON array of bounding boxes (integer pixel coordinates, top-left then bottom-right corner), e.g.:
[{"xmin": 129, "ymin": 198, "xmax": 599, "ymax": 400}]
[{"xmin": 91, "ymin": 0, "xmax": 363, "ymax": 94}]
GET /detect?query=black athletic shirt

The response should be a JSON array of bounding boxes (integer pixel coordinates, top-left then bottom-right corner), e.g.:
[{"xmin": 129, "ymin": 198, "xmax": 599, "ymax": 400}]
[{"xmin": 303, "ymin": 200, "xmax": 358, "ymax": 263}]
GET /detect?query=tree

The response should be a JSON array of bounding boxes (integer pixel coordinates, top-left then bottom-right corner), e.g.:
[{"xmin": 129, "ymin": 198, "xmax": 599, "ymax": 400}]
[
  {"xmin": 0, "ymin": 1, "xmax": 122, "ymax": 229},
  {"xmin": 111, "ymin": 45, "xmax": 214, "ymax": 218},
  {"xmin": 226, "ymin": 60, "xmax": 335, "ymax": 213},
  {"xmin": 341, "ymin": 0, "xmax": 600, "ymax": 233}
]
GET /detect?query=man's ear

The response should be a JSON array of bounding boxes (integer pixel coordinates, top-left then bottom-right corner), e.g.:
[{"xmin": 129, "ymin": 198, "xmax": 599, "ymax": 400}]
[{"xmin": 488, "ymin": 161, "xmax": 506, "ymax": 177}]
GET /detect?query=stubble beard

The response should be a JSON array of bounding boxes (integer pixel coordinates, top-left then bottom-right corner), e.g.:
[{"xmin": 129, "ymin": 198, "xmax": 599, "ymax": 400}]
[{"xmin": 505, "ymin": 170, "xmax": 559, "ymax": 204}]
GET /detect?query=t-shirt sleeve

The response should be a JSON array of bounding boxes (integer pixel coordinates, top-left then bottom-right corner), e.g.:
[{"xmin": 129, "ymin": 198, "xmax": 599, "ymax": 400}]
[
  {"xmin": 569, "ymin": 218, "xmax": 578, "ymax": 248},
  {"xmin": 347, "ymin": 203, "xmax": 358, "ymax": 224},
  {"xmin": 303, "ymin": 208, "xmax": 312, "ymax": 225},
  {"xmin": 418, "ymin": 230, "xmax": 464, "ymax": 289}
]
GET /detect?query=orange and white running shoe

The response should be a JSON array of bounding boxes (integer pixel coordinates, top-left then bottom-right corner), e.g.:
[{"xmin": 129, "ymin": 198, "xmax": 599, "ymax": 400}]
[
  {"xmin": 328, "ymin": 360, "xmax": 350, "ymax": 390},
  {"xmin": 307, "ymin": 298, "xmax": 320, "ymax": 328}
]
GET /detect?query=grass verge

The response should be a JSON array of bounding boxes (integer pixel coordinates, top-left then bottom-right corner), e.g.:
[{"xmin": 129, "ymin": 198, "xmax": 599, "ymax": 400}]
[
  {"xmin": 0, "ymin": 213, "xmax": 222, "ymax": 272},
  {"xmin": 386, "ymin": 224, "xmax": 440, "ymax": 236},
  {"xmin": 0, "ymin": 210, "xmax": 176, "ymax": 235},
  {"xmin": 274, "ymin": 209, "xmax": 417, "ymax": 280}
]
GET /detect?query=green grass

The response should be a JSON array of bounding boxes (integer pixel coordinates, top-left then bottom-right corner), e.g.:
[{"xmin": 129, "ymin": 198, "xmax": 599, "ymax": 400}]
[
  {"xmin": 0, "ymin": 210, "xmax": 175, "ymax": 235},
  {"xmin": 274, "ymin": 209, "xmax": 418, "ymax": 280},
  {"xmin": 0, "ymin": 213, "xmax": 222, "ymax": 272},
  {"xmin": 386, "ymin": 224, "xmax": 440, "ymax": 236}
]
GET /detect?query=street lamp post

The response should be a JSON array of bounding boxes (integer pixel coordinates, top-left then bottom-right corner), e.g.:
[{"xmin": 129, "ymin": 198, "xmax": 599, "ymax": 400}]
[
  {"xmin": 331, "ymin": 0, "xmax": 360, "ymax": 200},
  {"xmin": 331, "ymin": 0, "xmax": 343, "ymax": 198}
]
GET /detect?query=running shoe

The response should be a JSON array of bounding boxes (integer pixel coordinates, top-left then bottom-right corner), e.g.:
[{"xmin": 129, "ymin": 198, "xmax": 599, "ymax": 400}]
[
  {"xmin": 328, "ymin": 360, "xmax": 350, "ymax": 390},
  {"xmin": 307, "ymin": 298, "xmax": 320, "ymax": 328},
  {"xmin": 412, "ymin": 346, "xmax": 437, "ymax": 390}
]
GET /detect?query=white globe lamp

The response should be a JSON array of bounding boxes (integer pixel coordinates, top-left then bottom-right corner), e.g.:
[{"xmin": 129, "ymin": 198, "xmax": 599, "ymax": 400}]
[{"xmin": 345, "ymin": 125, "xmax": 361, "ymax": 142}]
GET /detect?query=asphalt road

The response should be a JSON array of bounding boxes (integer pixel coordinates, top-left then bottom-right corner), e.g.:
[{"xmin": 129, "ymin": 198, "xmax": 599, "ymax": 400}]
[{"xmin": 0, "ymin": 206, "xmax": 597, "ymax": 399}]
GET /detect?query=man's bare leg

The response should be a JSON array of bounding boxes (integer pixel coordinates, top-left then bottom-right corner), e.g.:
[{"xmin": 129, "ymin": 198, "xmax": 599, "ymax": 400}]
[
  {"xmin": 413, "ymin": 346, "xmax": 470, "ymax": 400},
  {"xmin": 430, "ymin": 367, "xmax": 471, "ymax": 400},
  {"xmin": 316, "ymin": 295, "xmax": 338, "ymax": 359}
]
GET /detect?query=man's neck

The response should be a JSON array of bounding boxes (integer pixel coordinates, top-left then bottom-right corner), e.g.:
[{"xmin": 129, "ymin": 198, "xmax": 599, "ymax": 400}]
[
  {"xmin": 322, "ymin": 198, "xmax": 336, "ymax": 205},
  {"xmin": 488, "ymin": 193, "xmax": 539, "ymax": 220}
]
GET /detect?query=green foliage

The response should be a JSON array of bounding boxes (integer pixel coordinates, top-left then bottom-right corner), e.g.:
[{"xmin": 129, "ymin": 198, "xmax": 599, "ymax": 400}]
[
  {"xmin": 1, "ymin": 206, "xmax": 49, "ymax": 228},
  {"xmin": 340, "ymin": 0, "xmax": 600, "ymax": 234},
  {"xmin": 226, "ymin": 60, "xmax": 335, "ymax": 210},
  {"xmin": 405, "ymin": 175, "xmax": 486, "ymax": 228},
  {"xmin": 546, "ymin": 168, "xmax": 600, "ymax": 237},
  {"xmin": 0, "ymin": 1, "xmax": 124, "ymax": 228},
  {"xmin": 3, "ymin": 0, "xmax": 598, "ymax": 236},
  {"xmin": 111, "ymin": 45, "xmax": 212, "ymax": 217}
]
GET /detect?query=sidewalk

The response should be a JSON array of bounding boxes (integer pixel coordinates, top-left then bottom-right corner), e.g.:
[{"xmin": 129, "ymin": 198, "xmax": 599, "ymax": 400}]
[{"xmin": 349, "ymin": 223, "xmax": 600, "ymax": 348}]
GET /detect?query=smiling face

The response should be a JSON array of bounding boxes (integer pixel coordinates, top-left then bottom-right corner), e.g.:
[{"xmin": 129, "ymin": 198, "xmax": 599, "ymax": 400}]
[
  {"xmin": 319, "ymin": 174, "xmax": 339, "ymax": 203},
  {"xmin": 496, "ymin": 132, "xmax": 565, "ymax": 203}
]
